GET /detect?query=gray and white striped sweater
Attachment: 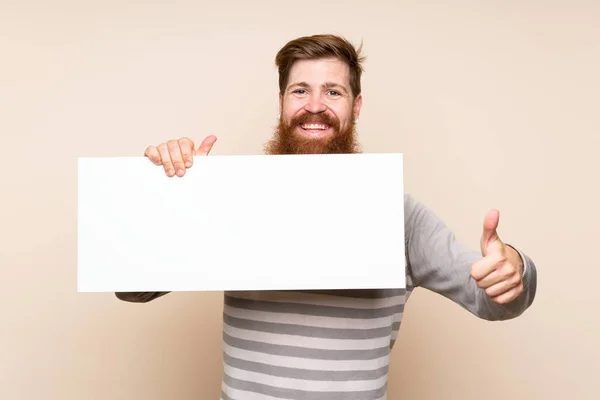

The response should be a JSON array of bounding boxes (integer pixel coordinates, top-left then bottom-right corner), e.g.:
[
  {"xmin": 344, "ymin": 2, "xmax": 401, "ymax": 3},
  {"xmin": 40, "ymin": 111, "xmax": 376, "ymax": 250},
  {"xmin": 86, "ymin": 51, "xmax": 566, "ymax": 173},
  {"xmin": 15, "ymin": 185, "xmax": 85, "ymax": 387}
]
[{"xmin": 116, "ymin": 193, "xmax": 537, "ymax": 399}]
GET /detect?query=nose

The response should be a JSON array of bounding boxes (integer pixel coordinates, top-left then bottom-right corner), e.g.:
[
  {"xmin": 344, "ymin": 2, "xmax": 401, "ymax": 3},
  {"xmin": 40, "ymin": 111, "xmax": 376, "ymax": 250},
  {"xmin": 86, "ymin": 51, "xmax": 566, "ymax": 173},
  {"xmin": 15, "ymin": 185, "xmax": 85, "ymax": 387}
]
[{"xmin": 303, "ymin": 94, "xmax": 327, "ymax": 114}]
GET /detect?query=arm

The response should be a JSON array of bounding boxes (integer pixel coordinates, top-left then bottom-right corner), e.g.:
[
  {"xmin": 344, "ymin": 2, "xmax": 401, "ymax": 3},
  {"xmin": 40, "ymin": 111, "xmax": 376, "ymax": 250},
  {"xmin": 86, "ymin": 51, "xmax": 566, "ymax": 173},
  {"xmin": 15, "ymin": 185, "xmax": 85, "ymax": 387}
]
[
  {"xmin": 404, "ymin": 193, "xmax": 537, "ymax": 321},
  {"xmin": 115, "ymin": 292, "xmax": 170, "ymax": 303}
]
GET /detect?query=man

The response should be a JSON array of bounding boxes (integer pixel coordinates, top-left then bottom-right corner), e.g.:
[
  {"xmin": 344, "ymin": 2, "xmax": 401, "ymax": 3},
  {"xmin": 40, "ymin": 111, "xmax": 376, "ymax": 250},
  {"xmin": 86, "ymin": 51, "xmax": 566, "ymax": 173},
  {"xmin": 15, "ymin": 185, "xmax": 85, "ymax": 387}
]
[{"xmin": 116, "ymin": 34, "xmax": 537, "ymax": 399}]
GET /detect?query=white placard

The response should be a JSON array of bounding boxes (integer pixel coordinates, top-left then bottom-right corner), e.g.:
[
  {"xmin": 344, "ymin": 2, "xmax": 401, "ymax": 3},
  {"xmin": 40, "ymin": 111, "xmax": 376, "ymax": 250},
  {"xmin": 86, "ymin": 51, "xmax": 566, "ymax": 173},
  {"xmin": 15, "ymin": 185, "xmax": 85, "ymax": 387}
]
[{"xmin": 77, "ymin": 153, "xmax": 405, "ymax": 292}]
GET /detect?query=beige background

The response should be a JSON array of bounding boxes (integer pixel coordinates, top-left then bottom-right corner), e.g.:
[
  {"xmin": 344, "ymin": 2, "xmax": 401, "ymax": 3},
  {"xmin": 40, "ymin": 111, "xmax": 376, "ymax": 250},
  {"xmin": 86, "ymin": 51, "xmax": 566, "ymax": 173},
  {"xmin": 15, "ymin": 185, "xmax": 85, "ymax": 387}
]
[{"xmin": 2, "ymin": 0, "xmax": 599, "ymax": 398}]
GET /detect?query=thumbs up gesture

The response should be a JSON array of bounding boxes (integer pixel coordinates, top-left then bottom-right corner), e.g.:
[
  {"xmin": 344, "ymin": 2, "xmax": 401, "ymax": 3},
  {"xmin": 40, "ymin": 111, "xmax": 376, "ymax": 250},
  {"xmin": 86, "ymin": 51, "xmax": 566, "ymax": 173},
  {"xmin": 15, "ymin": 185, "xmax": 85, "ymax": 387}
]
[{"xmin": 470, "ymin": 209, "xmax": 525, "ymax": 305}]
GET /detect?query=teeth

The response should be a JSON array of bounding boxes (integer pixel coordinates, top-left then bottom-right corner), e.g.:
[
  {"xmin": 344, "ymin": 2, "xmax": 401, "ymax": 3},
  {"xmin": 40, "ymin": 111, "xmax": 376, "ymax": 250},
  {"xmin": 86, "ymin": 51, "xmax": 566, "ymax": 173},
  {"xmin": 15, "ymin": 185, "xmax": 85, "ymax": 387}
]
[{"xmin": 302, "ymin": 124, "xmax": 328, "ymax": 130}]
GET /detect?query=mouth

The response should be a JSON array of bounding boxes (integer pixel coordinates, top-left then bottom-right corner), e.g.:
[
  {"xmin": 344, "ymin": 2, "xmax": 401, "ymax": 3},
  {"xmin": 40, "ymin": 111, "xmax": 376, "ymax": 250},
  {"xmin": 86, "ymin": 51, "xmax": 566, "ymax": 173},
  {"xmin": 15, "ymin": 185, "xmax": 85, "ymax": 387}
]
[{"xmin": 297, "ymin": 123, "xmax": 332, "ymax": 138}]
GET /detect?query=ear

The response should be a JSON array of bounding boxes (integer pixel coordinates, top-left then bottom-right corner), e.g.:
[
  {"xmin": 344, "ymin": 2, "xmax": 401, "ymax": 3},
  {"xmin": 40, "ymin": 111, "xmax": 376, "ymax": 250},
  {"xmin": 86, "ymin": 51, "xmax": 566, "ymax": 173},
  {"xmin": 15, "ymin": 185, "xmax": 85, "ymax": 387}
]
[{"xmin": 353, "ymin": 93, "xmax": 363, "ymax": 120}]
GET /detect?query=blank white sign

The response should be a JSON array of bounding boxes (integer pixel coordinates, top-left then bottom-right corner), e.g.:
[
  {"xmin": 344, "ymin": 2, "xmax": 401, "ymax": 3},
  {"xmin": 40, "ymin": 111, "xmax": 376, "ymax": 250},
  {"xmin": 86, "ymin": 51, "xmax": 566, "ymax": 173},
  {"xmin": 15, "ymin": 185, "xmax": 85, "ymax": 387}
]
[{"xmin": 77, "ymin": 153, "xmax": 405, "ymax": 292}]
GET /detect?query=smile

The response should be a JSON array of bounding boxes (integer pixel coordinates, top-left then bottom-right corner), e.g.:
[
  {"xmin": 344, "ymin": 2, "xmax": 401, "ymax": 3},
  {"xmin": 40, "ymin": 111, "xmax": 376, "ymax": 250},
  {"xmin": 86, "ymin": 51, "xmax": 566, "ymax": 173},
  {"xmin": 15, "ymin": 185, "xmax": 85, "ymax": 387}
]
[
  {"xmin": 297, "ymin": 123, "xmax": 333, "ymax": 139},
  {"xmin": 300, "ymin": 123, "xmax": 330, "ymax": 130}
]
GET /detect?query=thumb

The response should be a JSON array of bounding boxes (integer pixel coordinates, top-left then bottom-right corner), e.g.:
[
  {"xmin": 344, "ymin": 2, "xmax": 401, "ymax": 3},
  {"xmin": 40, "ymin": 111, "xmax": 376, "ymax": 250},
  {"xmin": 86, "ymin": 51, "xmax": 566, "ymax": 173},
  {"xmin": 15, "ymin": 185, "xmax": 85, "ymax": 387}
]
[
  {"xmin": 194, "ymin": 135, "xmax": 218, "ymax": 156},
  {"xmin": 480, "ymin": 209, "xmax": 501, "ymax": 256}
]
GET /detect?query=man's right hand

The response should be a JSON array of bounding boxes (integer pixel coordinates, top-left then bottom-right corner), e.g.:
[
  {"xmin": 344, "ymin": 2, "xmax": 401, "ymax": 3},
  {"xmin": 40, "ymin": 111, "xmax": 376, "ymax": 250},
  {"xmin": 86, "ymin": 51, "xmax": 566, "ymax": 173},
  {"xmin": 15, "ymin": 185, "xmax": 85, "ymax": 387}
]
[{"xmin": 143, "ymin": 135, "xmax": 217, "ymax": 177}]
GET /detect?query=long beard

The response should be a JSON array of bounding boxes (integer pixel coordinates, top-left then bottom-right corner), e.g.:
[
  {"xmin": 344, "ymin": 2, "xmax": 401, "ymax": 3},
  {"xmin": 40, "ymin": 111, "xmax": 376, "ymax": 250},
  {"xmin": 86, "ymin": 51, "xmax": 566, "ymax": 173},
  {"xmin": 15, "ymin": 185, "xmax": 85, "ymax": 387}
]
[{"xmin": 264, "ymin": 112, "xmax": 361, "ymax": 155}]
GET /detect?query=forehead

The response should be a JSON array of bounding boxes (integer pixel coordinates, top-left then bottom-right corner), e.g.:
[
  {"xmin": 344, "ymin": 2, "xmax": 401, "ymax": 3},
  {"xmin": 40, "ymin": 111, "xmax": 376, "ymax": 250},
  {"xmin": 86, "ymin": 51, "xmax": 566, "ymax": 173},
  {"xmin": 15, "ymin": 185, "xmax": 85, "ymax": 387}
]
[{"xmin": 286, "ymin": 58, "xmax": 350, "ymax": 88}]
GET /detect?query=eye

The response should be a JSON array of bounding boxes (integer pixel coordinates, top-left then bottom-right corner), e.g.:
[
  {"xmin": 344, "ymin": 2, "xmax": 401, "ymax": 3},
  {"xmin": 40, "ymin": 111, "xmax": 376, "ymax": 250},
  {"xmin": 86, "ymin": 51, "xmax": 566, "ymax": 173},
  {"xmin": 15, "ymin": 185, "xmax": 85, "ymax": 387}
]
[
  {"xmin": 327, "ymin": 90, "xmax": 341, "ymax": 96},
  {"xmin": 293, "ymin": 89, "xmax": 307, "ymax": 95}
]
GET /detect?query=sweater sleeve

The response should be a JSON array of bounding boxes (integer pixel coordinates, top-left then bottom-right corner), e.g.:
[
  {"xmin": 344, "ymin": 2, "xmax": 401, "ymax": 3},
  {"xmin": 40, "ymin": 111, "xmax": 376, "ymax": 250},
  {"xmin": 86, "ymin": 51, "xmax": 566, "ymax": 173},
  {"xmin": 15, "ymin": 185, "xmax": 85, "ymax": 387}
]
[{"xmin": 404, "ymin": 193, "xmax": 537, "ymax": 321}]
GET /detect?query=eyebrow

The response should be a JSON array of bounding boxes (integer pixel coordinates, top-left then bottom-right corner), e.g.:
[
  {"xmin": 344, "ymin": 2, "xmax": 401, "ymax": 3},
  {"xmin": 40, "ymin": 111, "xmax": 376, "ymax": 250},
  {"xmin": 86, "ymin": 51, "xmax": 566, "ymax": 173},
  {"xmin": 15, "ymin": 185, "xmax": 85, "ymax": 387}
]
[{"xmin": 288, "ymin": 81, "xmax": 349, "ymax": 94}]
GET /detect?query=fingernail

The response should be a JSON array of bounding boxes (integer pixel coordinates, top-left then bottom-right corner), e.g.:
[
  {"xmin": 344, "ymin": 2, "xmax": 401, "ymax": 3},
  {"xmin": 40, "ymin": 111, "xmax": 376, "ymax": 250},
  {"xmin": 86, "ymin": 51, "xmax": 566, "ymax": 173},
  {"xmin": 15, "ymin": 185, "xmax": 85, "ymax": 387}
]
[
  {"xmin": 185, "ymin": 161, "xmax": 192, "ymax": 167},
  {"xmin": 167, "ymin": 169, "xmax": 174, "ymax": 175},
  {"xmin": 177, "ymin": 169, "xmax": 184, "ymax": 176}
]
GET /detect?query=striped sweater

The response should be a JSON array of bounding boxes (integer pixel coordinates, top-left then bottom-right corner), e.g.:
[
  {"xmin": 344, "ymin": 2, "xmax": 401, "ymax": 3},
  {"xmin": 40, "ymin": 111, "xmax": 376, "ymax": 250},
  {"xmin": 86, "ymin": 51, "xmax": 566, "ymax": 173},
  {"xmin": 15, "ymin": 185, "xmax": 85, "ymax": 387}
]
[{"xmin": 116, "ymin": 193, "xmax": 537, "ymax": 399}]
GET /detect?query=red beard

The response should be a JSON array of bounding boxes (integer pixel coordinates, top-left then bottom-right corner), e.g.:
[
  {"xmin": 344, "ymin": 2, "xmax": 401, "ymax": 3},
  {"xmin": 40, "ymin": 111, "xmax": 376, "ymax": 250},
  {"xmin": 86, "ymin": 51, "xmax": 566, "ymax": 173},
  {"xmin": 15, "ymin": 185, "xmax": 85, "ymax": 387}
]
[{"xmin": 264, "ymin": 111, "xmax": 361, "ymax": 155}]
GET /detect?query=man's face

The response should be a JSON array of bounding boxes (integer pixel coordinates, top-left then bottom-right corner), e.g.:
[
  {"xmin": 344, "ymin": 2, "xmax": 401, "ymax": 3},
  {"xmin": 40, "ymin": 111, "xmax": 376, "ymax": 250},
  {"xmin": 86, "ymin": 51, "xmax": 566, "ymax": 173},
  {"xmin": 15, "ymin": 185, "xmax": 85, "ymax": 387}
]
[{"xmin": 265, "ymin": 57, "xmax": 363, "ymax": 155}]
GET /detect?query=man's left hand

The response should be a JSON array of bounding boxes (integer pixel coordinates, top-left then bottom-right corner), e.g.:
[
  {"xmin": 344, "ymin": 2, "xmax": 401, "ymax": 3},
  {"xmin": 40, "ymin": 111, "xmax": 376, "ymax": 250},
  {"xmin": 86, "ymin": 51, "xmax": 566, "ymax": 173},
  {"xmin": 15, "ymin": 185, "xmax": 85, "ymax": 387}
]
[{"xmin": 470, "ymin": 209, "xmax": 524, "ymax": 305}]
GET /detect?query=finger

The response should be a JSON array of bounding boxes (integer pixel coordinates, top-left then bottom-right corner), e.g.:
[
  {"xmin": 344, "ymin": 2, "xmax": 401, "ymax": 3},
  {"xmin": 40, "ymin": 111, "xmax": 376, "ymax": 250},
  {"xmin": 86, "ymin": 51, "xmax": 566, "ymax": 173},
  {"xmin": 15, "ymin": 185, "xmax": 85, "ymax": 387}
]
[
  {"xmin": 470, "ymin": 253, "xmax": 504, "ymax": 281},
  {"xmin": 485, "ymin": 274, "xmax": 522, "ymax": 298},
  {"xmin": 483, "ymin": 209, "xmax": 500, "ymax": 241},
  {"xmin": 157, "ymin": 143, "xmax": 175, "ymax": 177},
  {"xmin": 194, "ymin": 135, "xmax": 217, "ymax": 156},
  {"xmin": 475, "ymin": 269, "xmax": 505, "ymax": 289},
  {"xmin": 491, "ymin": 284, "xmax": 523, "ymax": 305},
  {"xmin": 178, "ymin": 137, "xmax": 195, "ymax": 168},
  {"xmin": 167, "ymin": 139, "xmax": 186, "ymax": 177},
  {"xmin": 481, "ymin": 209, "xmax": 500, "ymax": 256},
  {"xmin": 477, "ymin": 257, "xmax": 517, "ymax": 288},
  {"xmin": 144, "ymin": 146, "xmax": 161, "ymax": 165}
]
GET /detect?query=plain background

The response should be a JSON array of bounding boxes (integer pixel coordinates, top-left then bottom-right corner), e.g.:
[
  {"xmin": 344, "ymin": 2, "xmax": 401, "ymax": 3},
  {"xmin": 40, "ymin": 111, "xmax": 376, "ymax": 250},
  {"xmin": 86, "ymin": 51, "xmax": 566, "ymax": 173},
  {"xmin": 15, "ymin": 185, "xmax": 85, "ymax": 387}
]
[{"xmin": 2, "ymin": 0, "xmax": 599, "ymax": 398}]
